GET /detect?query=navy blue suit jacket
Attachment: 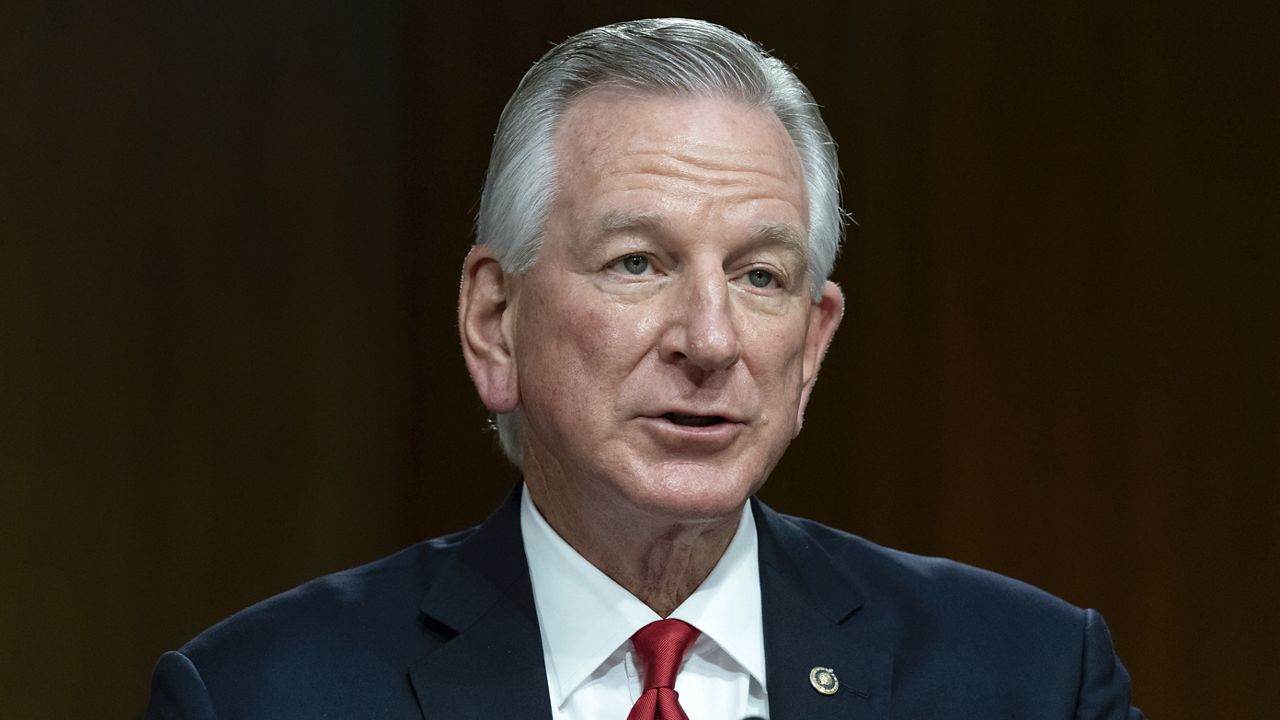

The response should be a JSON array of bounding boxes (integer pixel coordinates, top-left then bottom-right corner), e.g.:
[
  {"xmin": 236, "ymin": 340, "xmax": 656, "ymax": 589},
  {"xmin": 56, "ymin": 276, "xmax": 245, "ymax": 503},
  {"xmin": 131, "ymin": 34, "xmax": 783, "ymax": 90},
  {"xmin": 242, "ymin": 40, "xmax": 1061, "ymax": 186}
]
[{"xmin": 146, "ymin": 490, "xmax": 1144, "ymax": 719}]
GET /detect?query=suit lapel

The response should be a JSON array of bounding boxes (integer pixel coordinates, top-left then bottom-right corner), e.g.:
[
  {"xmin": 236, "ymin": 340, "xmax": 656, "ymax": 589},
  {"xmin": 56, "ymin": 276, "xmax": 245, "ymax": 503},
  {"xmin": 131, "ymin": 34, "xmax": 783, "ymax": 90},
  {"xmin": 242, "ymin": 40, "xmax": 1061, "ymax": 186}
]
[
  {"xmin": 754, "ymin": 499, "xmax": 893, "ymax": 720},
  {"xmin": 407, "ymin": 491, "xmax": 894, "ymax": 720},
  {"xmin": 409, "ymin": 488, "xmax": 553, "ymax": 720}
]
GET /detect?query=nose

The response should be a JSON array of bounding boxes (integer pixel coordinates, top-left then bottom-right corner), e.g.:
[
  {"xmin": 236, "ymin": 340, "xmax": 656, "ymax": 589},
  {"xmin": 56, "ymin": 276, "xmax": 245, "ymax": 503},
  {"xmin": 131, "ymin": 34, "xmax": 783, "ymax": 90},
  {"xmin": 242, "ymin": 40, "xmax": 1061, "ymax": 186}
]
[{"xmin": 659, "ymin": 268, "xmax": 741, "ymax": 376}]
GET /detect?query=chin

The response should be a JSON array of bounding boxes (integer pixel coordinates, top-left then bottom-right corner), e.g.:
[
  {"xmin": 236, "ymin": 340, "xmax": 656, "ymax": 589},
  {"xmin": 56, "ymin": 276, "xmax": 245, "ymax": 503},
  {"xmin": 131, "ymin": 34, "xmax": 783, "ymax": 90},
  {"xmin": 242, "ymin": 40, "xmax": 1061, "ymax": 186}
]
[{"xmin": 620, "ymin": 460, "xmax": 765, "ymax": 523}]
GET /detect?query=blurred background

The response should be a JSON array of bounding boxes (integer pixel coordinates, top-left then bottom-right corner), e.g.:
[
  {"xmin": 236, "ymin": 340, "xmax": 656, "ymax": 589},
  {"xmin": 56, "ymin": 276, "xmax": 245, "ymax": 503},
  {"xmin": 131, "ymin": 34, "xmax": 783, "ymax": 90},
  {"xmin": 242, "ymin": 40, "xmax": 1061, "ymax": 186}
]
[{"xmin": 4, "ymin": 1, "xmax": 1277, "ymax": 717}]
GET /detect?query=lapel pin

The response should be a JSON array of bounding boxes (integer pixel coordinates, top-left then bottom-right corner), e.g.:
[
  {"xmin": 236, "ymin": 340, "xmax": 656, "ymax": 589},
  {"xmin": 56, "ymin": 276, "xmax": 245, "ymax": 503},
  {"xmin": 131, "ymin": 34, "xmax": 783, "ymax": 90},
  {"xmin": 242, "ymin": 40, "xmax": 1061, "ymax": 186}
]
[{"xmin": 809, "ymin": 666, "xmax": 839, "ymax": 695}]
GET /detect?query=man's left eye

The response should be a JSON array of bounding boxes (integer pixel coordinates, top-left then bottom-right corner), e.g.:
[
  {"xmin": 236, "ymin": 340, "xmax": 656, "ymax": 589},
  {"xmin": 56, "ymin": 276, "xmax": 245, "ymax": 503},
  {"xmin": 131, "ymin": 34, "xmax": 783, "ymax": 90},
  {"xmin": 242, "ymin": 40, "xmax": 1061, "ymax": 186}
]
[{"xmin": 746, "ymin": 269, "xmax": 776, "ymax": 288}]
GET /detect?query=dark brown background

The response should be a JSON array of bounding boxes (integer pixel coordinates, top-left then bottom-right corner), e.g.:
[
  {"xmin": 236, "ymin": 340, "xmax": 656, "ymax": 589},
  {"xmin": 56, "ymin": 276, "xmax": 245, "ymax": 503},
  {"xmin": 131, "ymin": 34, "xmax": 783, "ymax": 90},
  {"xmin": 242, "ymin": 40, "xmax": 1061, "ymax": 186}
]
[{"xmin": 4, "ymin": 2, "xmax": 1277, "ymax": 718}]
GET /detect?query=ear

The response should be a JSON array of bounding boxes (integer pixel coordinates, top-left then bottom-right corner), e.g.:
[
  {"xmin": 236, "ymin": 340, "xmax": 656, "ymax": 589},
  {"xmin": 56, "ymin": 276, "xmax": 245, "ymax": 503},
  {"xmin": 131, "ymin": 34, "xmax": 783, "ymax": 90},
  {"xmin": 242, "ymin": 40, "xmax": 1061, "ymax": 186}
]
[
  {"xmin": 794, "ymin": 280, "xmax": 844, "ymax": 433},
  {"xmin": 459, "ymin": 246, "xmax": 520, "ymax": 413}
]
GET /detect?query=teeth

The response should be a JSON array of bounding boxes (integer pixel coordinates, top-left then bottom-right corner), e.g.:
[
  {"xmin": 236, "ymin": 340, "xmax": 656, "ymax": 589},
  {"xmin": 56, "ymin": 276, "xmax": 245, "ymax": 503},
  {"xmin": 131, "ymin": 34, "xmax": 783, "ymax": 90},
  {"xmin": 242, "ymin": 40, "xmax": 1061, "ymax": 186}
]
[{"xmin": 664, "ymin": 413, "xmax": 724, "ymax": 427}]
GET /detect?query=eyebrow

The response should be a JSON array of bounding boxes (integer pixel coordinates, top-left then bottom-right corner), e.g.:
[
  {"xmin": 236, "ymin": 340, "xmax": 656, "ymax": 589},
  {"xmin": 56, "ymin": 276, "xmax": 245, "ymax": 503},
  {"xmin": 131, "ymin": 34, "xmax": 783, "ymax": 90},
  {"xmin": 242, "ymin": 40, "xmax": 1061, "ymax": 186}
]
[
  {"xmin": 574, "ymin": 210, "xmax": 668, "ymax": 254},
  {"xmin": 593, "ymin": 210, "xmax": 668, "ymax": 240},
  {"xmin": 750, "ymin": 222, "xmax": 808, "ymax": 262},
  {"xmin": 587, "ymin": 210, "xmax": 810, "ymax": 271}
]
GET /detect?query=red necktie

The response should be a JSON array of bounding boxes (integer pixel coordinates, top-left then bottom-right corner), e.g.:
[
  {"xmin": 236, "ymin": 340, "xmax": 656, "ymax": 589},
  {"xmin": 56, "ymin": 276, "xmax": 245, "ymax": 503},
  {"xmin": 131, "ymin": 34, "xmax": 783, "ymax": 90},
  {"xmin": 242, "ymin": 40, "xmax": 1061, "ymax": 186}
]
[{"xmin": 627, "ymin": 619, "xmax": 701, "ymax": 720}]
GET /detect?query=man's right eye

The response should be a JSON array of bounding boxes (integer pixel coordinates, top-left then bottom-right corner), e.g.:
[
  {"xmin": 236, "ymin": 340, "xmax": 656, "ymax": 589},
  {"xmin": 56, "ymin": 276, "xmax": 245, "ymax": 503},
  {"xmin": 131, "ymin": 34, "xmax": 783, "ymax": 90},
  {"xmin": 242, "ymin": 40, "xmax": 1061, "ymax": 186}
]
[{"xmin": 613, "ymin": 254, "xmax": 650, "ymax": 275}]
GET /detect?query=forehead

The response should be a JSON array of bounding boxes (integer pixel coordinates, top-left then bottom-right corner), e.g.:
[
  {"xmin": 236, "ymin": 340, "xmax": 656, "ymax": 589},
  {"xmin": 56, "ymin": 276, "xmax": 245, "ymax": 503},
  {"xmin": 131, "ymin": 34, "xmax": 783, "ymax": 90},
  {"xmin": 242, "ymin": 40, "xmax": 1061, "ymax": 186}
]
[
  {"xmin": 556, "ymin": 89, "xmax": 796, "ymax": 149},
  {"xmin": 551, "ymin": 90, "xmax": 808, "ymax": 220}
]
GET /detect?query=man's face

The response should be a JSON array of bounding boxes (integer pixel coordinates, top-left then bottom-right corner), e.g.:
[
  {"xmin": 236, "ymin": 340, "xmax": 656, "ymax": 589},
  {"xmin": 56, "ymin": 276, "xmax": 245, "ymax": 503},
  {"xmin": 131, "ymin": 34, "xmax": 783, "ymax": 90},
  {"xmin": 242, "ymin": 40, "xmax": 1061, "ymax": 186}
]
[{"xmin": 503, "ymin": 92, "xmax": 842, "ymax": 525}]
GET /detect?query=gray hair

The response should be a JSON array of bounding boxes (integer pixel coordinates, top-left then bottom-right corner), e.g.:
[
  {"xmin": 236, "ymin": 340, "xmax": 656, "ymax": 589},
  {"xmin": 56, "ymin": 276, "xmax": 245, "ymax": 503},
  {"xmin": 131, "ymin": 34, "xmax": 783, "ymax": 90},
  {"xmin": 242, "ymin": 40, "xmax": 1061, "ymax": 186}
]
[{"xmin": 475, "ymin": 18, "xmax": 846, "ymax": 465}]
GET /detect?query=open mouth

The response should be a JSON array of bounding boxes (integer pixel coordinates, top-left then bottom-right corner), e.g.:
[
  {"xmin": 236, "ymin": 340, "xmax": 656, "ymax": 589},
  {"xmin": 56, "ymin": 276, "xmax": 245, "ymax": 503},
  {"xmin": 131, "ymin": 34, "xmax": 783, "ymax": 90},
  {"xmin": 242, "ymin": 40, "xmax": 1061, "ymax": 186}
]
[{"xmin": 662, "ymin": 413, "xmax": 727, "ymax": 428}]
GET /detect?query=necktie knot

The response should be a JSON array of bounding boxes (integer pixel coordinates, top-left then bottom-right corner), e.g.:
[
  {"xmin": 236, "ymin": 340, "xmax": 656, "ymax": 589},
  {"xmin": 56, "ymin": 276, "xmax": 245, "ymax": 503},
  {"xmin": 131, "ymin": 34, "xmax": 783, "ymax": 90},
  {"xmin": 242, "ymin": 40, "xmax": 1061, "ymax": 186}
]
[{"xmin": 631, "ymin": 618, "xmax": 701, "ymax": 692}]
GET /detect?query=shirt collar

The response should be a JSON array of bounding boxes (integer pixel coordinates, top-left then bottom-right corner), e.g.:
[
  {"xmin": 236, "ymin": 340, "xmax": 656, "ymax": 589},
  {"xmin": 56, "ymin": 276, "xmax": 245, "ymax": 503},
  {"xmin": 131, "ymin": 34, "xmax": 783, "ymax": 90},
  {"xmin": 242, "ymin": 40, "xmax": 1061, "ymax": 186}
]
[
  {"xmin": 668, "ymin": 499, "xmax": 766, "ymax": 691},
  {"xmin": 520, "ymin": 485, "xmax": 766, "ymax": 707}
]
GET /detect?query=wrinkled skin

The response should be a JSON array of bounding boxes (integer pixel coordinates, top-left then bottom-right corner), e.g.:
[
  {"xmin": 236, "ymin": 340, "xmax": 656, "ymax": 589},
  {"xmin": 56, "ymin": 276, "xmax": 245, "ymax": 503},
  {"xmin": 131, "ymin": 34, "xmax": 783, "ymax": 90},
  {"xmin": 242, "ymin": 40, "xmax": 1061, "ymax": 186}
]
[{"xmin": 460, "ymin": 91, "xmax": 843, "ymax": 614}]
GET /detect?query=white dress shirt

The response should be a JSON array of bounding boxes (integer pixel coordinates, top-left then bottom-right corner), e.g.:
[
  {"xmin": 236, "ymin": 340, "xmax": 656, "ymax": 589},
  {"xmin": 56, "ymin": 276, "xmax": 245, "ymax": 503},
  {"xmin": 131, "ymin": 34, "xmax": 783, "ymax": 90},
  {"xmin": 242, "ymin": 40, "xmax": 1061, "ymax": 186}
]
[{"xmin": 520, "ymin": 485, "xmax": 770, "ymax": 720}]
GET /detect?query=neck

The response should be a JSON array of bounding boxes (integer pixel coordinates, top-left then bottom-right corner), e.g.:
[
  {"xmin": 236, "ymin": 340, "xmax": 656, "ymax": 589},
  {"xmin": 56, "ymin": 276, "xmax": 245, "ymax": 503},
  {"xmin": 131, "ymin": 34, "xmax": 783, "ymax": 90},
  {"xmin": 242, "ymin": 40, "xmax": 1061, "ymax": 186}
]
[{"xmin": 526, "ymin": 480, "xmax": 742, "ymax": 617}]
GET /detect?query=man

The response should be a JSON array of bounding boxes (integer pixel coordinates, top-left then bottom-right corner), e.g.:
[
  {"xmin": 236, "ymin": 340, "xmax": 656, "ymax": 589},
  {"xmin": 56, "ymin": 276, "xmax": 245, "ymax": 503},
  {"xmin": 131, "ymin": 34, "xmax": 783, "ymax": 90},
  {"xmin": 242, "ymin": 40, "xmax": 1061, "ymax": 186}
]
[{"xmin": 146, "ymin": 18, "xmax": 1144, "ymax": 719}]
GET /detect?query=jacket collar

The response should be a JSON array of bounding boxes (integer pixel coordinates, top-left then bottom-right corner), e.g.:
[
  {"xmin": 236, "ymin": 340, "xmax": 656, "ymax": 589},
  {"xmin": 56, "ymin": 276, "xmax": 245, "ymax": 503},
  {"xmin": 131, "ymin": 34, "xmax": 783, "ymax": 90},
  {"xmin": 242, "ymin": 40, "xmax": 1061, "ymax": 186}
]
[
  {"xmin": 409, "ymin": 486, "xmax": 553, "ymax": 720},
  {"xmin": 408, "ymin": 489, "xmax": 893, "ymax": 720},
  {"xmin": 754, "ymin": 498, "xmax": 894, "ymax": 720}
]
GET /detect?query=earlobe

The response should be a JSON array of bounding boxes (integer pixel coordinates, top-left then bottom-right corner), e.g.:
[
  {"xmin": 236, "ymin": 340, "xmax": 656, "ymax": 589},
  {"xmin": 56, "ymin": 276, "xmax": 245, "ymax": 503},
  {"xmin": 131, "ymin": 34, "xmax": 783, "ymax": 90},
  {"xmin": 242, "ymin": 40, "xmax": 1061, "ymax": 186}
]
[
  {"xmin": 794, "ymin": 280, "xmax": 844, "ymax": 433},
  {"xmin": 458, "ymin": 246, "xmax": 520, "ymax": 413}
]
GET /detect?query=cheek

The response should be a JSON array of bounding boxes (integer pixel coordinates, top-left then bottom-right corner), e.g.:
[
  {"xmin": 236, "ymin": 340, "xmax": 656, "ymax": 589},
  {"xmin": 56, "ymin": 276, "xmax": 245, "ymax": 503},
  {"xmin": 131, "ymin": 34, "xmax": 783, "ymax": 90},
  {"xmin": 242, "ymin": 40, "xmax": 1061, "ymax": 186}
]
[
  {"xmin": 518, "ymin": 289, "xmax": 655, "ymax": 402},
  {"xmin": 565, "ymin": 301, "xmax": 646, "ymax": 377},
  {"xmin": 744, "ymin": 317, "xmax": 809, "ymax": 384}
]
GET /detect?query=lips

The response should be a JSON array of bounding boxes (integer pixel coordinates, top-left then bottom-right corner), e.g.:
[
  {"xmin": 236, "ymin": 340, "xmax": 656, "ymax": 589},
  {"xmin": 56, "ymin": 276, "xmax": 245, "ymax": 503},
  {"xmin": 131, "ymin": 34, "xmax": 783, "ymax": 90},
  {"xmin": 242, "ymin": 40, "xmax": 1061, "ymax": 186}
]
[
  {"xmin": 640, "ymin": 409, "xmax": 745, "ymax": 450},
  {"xmin": 662, "ymin": 412, "xmax": 727, "ymax": 428}
]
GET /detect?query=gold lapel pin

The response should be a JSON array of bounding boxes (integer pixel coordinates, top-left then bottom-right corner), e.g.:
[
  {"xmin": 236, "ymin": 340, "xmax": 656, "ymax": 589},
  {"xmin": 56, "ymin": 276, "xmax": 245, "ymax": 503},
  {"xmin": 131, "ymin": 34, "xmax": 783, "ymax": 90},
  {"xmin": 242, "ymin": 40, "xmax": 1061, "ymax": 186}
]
[{"xmin": 809, "ymin": 666, "xmax": 839, "ymax": 695}]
